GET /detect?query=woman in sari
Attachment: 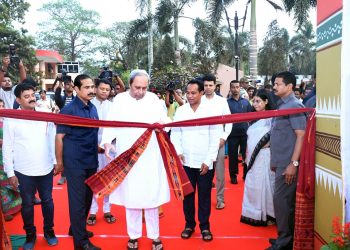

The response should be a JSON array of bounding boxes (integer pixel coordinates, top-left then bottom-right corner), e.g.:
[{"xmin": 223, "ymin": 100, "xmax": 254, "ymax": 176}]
[
  {"xmin": 0, "ymin": 99, "xmax": 22, "ymax": 221},
  {"xmin": 240, "ymin": 90, "xmax": 276, "ymax": 226}
]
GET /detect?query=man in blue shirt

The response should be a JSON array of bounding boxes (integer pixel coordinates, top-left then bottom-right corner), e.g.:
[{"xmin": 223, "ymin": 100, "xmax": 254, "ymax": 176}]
[
  {"xmin": 55, "ymin": 74, "xmax": 100, "ymax": 250},
  {"xmin": 227, "ymin": 80, "xmax": 252, "ymax": 184}
]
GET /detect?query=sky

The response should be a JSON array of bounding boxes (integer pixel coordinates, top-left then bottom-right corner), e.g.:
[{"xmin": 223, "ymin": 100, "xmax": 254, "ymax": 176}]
[{"xmin": 22, "ymin": 0, "xmax": 317, "ymax": 48}]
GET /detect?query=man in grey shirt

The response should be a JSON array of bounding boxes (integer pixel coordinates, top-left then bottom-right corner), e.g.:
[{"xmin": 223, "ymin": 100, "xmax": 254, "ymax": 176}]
[{"xmin": 267, "ymin": 71, "xmax": 306, "ymax": 250}]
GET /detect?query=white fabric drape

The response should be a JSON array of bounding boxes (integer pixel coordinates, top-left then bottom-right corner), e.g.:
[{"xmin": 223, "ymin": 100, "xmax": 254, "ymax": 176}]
[{"xmin": 341, "ymin": 0, "xmax": 350, "ymax": 223}]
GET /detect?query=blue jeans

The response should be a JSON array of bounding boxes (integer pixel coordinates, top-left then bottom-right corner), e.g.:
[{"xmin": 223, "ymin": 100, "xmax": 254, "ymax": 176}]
[{"xmin": 15, "ymin": 170, "xmax": 54, "ymax": 234}]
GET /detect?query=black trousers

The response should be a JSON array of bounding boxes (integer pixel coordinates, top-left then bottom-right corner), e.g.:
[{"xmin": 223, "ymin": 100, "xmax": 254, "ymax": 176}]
[
  {"xmin": 183, "ymin": 166, "xmax": 214, "ymax": 231},
  {"xmin": 65, "ymin": 168, "xmax": 97, "ymax": 247},
  {"xmin": 227, "ymin": 135, "xmax": 247, "ymax": 180}
]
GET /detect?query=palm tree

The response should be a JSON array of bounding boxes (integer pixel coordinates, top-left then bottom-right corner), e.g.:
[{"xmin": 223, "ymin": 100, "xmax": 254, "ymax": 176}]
[
  {"xmin": 288, "ymin": 20, "xmax": 316, "ymax": 74},
  {"xmin": 155, "ymin": 0, "xmax": 197, "ymax": 65},
  {"xmin": 136, "ymin": 0, "xmax": 154, "ymax": 76},
  {"xmin": 204, "ymin": 0, "xmax": 315, "ymax": 80}
]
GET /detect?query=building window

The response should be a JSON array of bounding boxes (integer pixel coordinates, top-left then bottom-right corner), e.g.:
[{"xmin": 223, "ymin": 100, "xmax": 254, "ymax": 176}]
[{"xmin": 57, "ymin": 61, "xmax": 79, "ymax": 73}]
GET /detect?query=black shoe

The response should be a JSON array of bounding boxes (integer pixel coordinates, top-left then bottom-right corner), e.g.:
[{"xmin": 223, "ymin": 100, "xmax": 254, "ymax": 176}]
[
  {"xmin": 265, "ymin": 243, "xmax": 292, "ymax": 250},
  {"xmin": 74, "ymin": 242, "xmax": 101, "ymax": 250},
  {"xmin": 23, "ymin": 232, "xmax": 37, "ymax": 250},
  {"xmin": 230, "ymin": 175, "xmax": 238, "ymax": 184},
  {"xmin": 44, "ymin": 228, "xmax": 58, "ymax": 246},
  {"xmin": 269, "ymin": 238, "xmax": 276, "ymax": 245},
  {"xmin": 68, "ymin": 228, "xmax": 94, "ymax": 238},
  {"xmin": 33, "ymin": 197, "xmax": 41, "ymax": 205}
]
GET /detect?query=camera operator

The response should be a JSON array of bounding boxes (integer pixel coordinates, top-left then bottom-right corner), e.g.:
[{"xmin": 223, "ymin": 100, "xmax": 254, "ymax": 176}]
[
  {"xmin": 99, "ymin": 67, "xmax": 125, "ymax": 101},
  {"xmin": 53, "ymin": 73, "xmax": 75, "ymax": 110},
  {"xmin": 0, "ymin": 54, "xmax": 27, "ymax": 109},
  {"xmin": 114, "ymin": 74, "xmax": 126, "ymax": 95},
  {"xmin": 165, "ymin": 83, "xmax": 184, "ymax": 121}
]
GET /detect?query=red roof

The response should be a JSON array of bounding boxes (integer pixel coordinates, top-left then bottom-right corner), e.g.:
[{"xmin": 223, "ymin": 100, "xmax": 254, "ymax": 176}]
[{"xmin": 35, "ymin": 50, "xmax": 63, "ymax": 63}]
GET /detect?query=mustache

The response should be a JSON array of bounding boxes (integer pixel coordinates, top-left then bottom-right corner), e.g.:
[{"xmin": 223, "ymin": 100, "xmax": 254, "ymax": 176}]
[
  {"xmin": 29, "ymin": 100, "xmax": 36, "ymax": 104},
  {"xmin": 88, "ymin": 93, "xmax": 95, "ymax": 96}
]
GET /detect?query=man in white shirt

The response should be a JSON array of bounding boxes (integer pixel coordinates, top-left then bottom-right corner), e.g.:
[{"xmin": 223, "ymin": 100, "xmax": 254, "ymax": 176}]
[
  {"xmin": 86, "ymin": 78, "xmax": 116, "ymax": 226},
  {"xmin": 3, "ymin": 84, "xmax": 58, "ymax": 250},
  {"xmin": 202, "ymin": 74, "xmax": 232, "ymax": 210},
  {"xmin": 171, "ymin": 79, "xmax": 220, "ymax": 242},
  {"xmin": 37, "ymin": 90, "xmax": 56, "ymax": 112},
  {"xmin": 102, "ymin": 70, "xmax": 170, "ymax": 250},
  {"xmin": 0, "ymin": 55, "xmax": 27, "ymax": 109}
]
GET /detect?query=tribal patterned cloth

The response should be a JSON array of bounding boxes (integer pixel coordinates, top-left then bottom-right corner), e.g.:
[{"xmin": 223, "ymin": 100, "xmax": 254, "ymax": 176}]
[
  {"xmin": 293, "ymin": 110, "xmax": 316, "ymax": 250},
  {"xmin": 85, "ymin": 128, "xmax": 194, "ymax": 200}
]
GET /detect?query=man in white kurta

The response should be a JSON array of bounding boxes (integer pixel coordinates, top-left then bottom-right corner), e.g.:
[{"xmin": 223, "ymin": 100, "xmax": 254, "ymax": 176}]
[
  {"xmin": 88, "ymin": 78, "xmax": 116, "ymax": 225},
  {"xmin": 101, "ymin": 70, "xmax": 170, "ymax": 249}
]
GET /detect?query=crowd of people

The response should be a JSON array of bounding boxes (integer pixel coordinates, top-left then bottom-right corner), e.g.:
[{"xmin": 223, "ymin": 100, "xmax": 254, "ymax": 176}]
[{"xmin": 0, "ymin": 52, "xmax": 311, "ymax": 250}]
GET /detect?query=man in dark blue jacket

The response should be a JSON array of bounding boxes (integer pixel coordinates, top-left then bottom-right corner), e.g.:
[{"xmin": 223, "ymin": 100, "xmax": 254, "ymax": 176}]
[{"xmin": 227, "ymin": 80, "xmax": 252, "ymax": 184}]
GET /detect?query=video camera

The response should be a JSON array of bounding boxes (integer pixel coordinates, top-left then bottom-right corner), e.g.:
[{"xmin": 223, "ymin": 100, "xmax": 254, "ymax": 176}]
[
  {"xmin": 9, "ymin": 44, "xmax": 20, "ymax": 68},
  {"xmin": 99, "ymin": 66, "xmax": 113, "ymax": 81},
  {"xmin": 56, "ymin": 69, "xmax": 71, "ymax": 82},
  {"xmin": 165, "ymin": 81, "xmax": 176, "ymax": 92}
]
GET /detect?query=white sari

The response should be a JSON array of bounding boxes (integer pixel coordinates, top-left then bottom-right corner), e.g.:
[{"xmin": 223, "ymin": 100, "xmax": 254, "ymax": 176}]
[{"xmin": 241, "ymin": 118, "xmax": 275, "ymax": 226}]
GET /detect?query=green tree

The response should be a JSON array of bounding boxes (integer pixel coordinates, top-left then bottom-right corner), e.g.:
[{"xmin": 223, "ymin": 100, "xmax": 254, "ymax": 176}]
[
  {"xmin": 193, "ymin": 18, "xmax": 225, "ymax": 73},
  {"xmin": 257, "ymin": 20, "xmax": 289, "ymax": 77},
  {"xmin": 136, "ymin": 0, "xmax": 154, "ymax": 76},
  {"xmin": 283, "ymin": 0, "xmax": 317, "ymax": 29},
  {"xmin": 123, "ymin": 18, "xmax": 151, "ymax": 70},
  {"xmin": 154, "ymin": 34, "xmax": 175, "ymax": 69},
  {"xmin": 204, "ymin": 0, "xmax": 316, "ymax": 80},
  {"xmin": 0, "ymin": 0, "xmax": 30, "ymax": 25},
  {"xmin": 0, "ymin": 0, "xmax": 36, "ymax": 81},
  {"xmin": 205, "ymin": 0, "xmax": 282, "ymax": 81},
  {"xmin": 98, "ymin": 22, "xmax": 132, "ymax": 71},
  {"xmin": 36, "ymin": 0, "xmax": 100, "ymax": 61},
  {"xmin": 288, "ymin": 20, "xmax": 316, "ymax": 75},
  {"xmin": 155, "ymin": 0, "xmax": 197, "ymax": 65}
]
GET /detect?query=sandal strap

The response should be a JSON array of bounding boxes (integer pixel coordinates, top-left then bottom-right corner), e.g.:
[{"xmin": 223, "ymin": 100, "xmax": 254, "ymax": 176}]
[
  {"xmin": 181, "ymin": 228, "xmax": 194, "ymax": 238},
  {"xmin": 152, "ymin": 239, "xmax": 163, "ymax": 250},
  {"xmin": 127, "ymin": 239, "xmax": 138, "ymax": 250},
  {"xmin": 104, "ymin": 213, "xmax": 116, "ymax": 223}
]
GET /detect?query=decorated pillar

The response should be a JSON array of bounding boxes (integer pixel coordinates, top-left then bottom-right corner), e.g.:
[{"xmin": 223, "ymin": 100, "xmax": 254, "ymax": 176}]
[{"xmin": 314, "ymin": 0, "xmax": 344, "ymax": 248}]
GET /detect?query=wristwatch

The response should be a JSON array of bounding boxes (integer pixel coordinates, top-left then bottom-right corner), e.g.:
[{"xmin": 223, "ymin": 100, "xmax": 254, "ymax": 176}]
[{"xmin": 292, "ymin": 160, "xmax": 299, "ymax": 167}]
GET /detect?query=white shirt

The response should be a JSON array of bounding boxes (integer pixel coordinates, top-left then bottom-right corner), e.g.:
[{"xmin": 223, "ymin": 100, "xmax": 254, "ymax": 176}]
[
  {"xmin": 0, "ymin": 87, "xmax": 15, "ymax": 109},
  {"xmin": 171, "ymin": 102, "xmax": 220, "ymax": 169},
  {"xmin": 3, "ymin": 113, "xmax": 56, "ymax": 177},
  {"xmin": 91, "ymin": 97, "xmax": 113, "ymax": 144},
  {"xmin": 201, "ymin": 94, "xmax": 232, "ymax": 141},
  {"xmin": 36, "ymin": 98, "xmax": 55, "ymax": 113},
  {"xmin": 101, "ymin": 91, "xmax": 170, "ymax": 208}
]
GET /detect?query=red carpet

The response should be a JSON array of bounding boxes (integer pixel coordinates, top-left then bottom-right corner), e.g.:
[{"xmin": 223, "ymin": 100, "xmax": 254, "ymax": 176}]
[{"xmin": 5, "ymin": 161, "xmax": 276, "ymax": 249}]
